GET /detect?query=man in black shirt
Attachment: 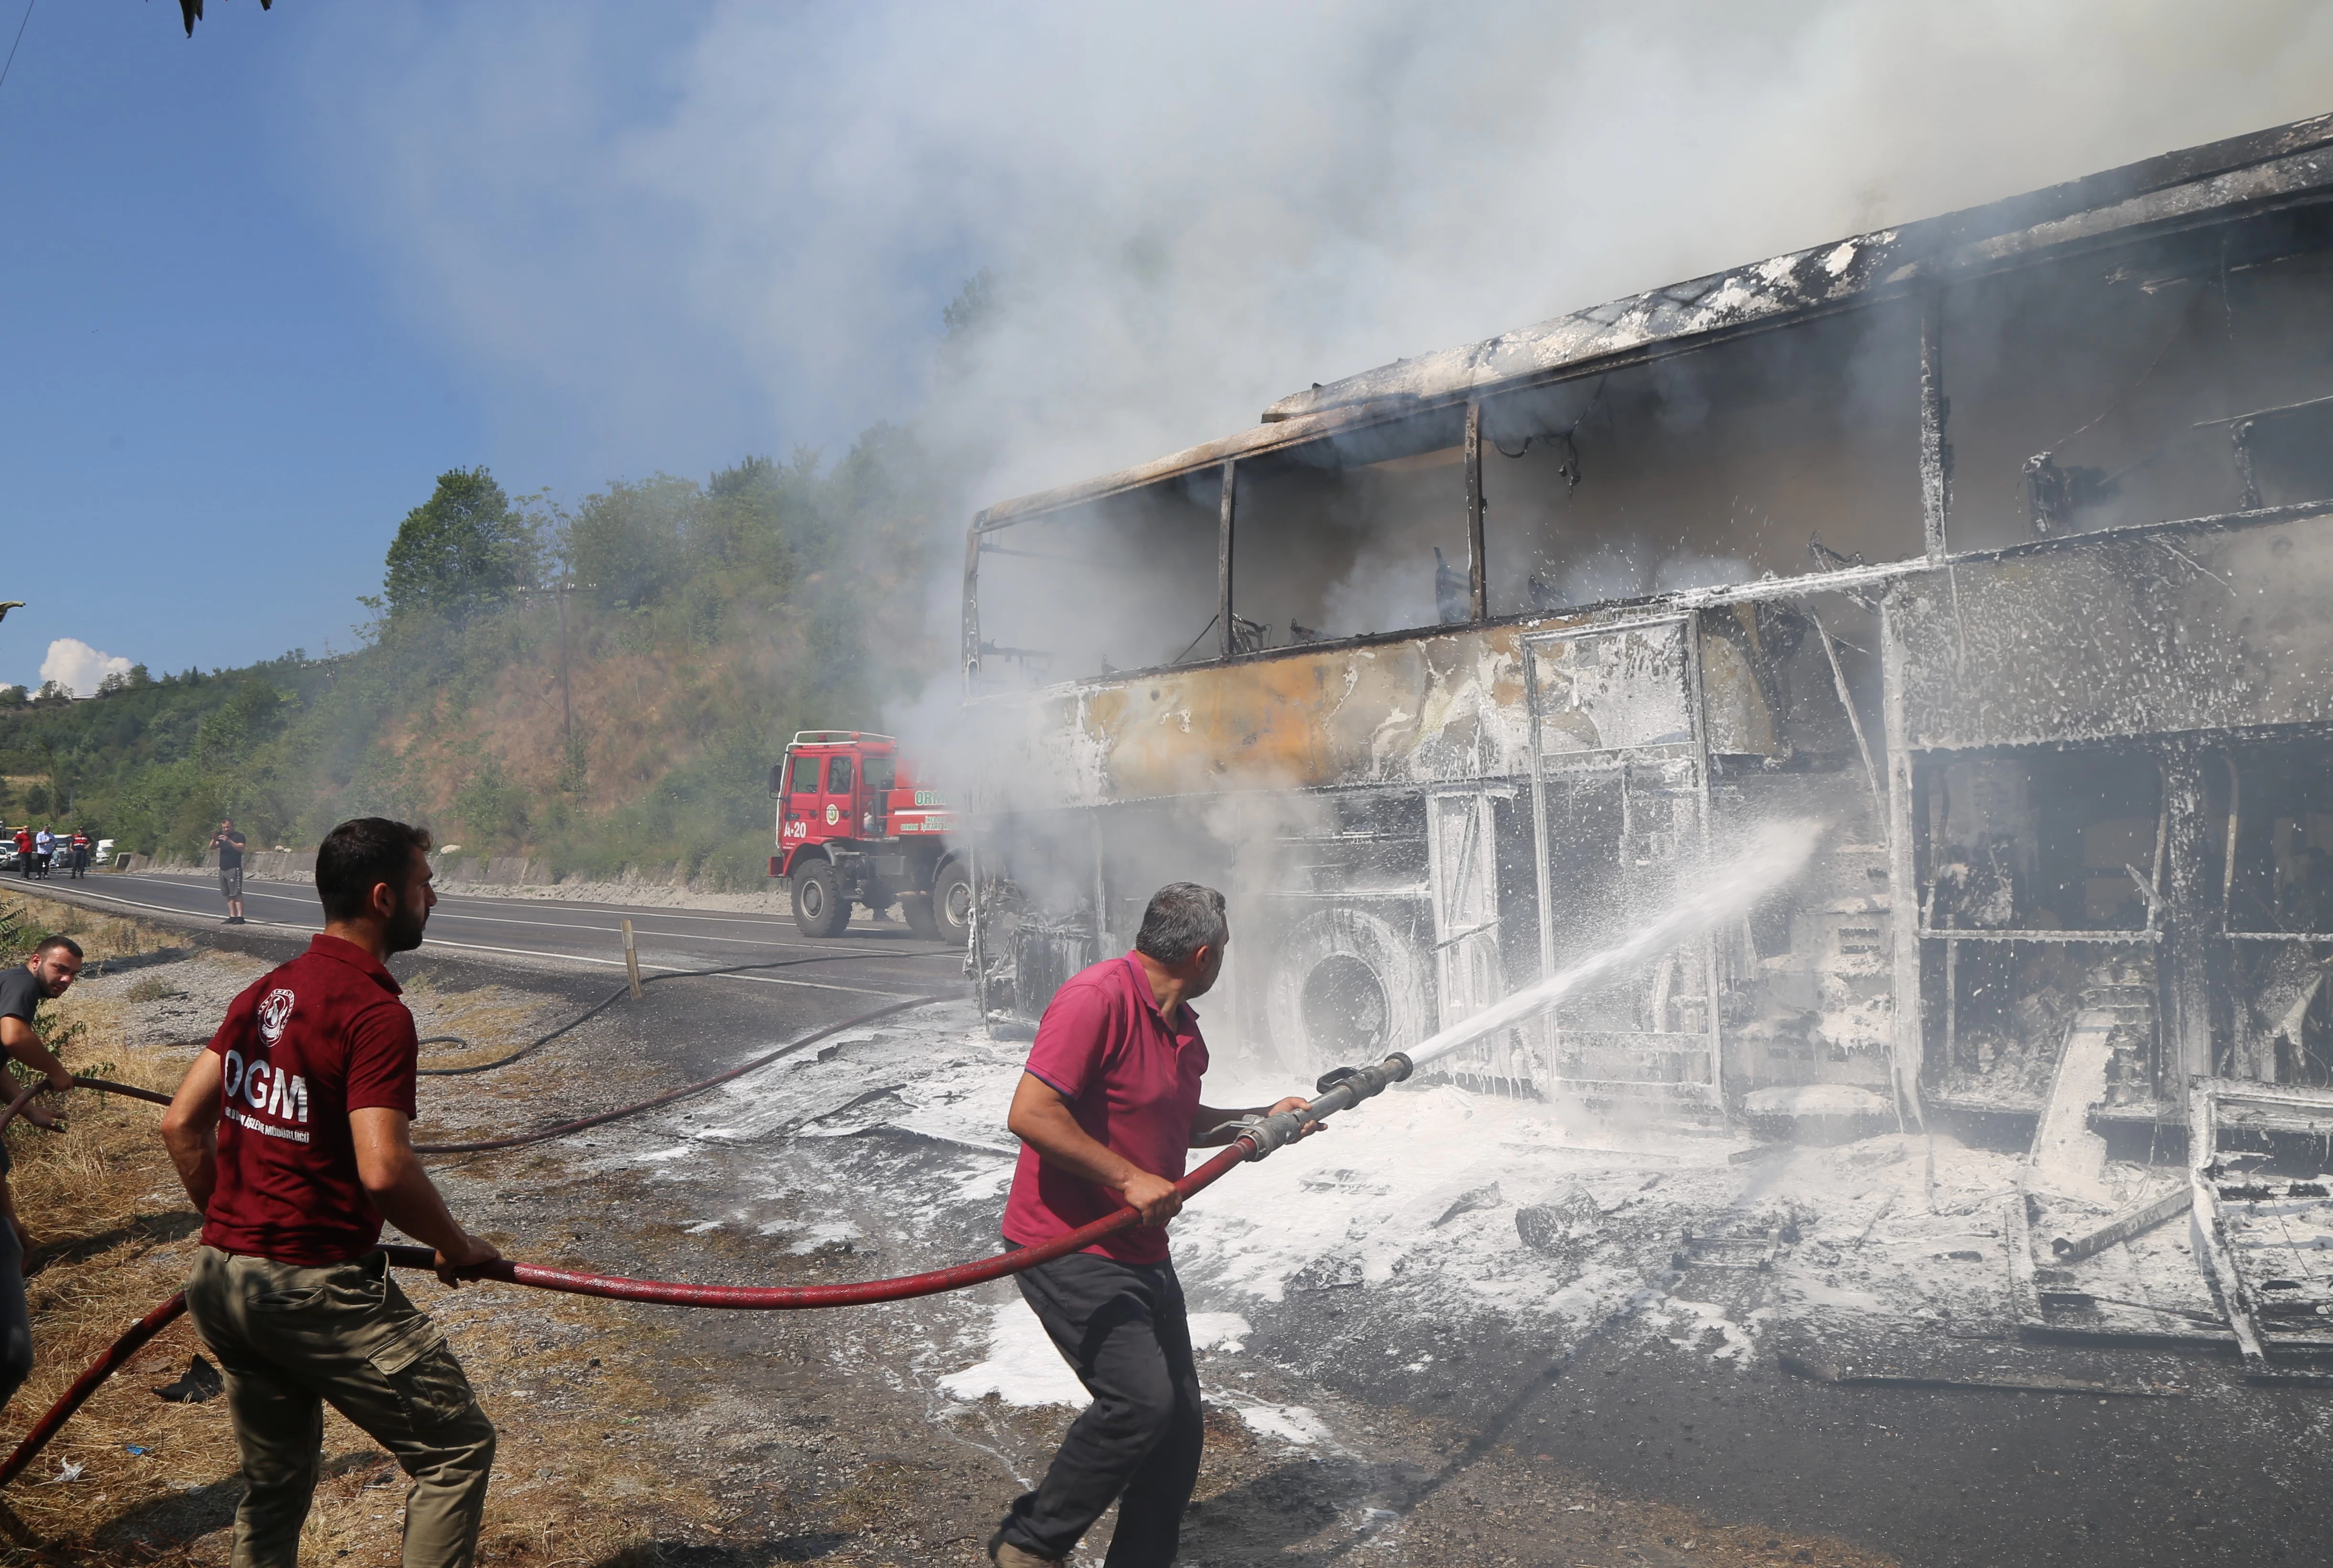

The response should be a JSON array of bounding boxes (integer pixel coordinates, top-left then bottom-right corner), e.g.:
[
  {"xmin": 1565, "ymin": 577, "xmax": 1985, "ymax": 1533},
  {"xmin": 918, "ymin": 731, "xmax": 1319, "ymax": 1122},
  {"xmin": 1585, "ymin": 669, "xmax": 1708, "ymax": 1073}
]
[
  {"xmin": 210, "ymin": 818, "xmax": 248, "ymax": 924},
  {"xmin": 0, "ymin": 935, "xmax": 81, "ymax": 1412}
]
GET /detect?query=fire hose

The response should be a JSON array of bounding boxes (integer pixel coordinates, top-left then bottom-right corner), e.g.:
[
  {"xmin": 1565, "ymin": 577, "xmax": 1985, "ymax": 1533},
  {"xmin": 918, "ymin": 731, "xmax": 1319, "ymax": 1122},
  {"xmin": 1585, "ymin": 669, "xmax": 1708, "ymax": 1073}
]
[
  {"xmin": 412, "ymin": 945, "xmax": 959, "ymax": 1076},
  {"xmin": 0, "ymin": 1044, "xmax": 1415, "ymax": 1487},
  {"xmin": 408, "ymin": 990, "xmax": 961, "ymax": 1155},
  {"xmin": 16, "ymin": 986, "xmax": 961, "ymax": 1159}
]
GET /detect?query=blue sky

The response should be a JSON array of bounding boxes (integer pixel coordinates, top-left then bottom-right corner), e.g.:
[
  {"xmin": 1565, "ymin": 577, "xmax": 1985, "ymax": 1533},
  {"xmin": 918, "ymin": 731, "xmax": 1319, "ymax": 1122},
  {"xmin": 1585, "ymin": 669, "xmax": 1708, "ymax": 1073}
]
[
  {"xmin": 2, "ymin": 2, "xmax": 2325, "ymax": 694},
  {"xmin": 0, "ymin": 2, "xmax": 783, "ymax": 691}
]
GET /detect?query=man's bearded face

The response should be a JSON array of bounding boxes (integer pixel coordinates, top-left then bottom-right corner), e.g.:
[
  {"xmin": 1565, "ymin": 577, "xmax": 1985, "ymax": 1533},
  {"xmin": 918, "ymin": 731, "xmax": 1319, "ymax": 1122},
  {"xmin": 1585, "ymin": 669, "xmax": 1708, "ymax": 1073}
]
[{"xmin": 382, "ymin": 850, "xmax": 434, "ymax": 956}]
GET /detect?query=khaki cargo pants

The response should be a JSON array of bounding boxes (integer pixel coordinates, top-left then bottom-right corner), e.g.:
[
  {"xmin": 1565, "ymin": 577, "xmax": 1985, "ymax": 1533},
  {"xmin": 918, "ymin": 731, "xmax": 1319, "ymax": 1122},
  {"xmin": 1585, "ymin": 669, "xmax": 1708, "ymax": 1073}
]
[{"xmin": 184, "ymin": 1246, "xmax": 496, "ymax": 1568}]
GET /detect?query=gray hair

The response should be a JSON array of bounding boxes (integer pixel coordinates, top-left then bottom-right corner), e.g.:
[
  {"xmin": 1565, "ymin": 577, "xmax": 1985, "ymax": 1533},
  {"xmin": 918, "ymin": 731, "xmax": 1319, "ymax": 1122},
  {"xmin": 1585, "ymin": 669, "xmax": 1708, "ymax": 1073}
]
[{"xmin": 1134, "ymin": 882, "xmax": 1228, "ymax": 965}]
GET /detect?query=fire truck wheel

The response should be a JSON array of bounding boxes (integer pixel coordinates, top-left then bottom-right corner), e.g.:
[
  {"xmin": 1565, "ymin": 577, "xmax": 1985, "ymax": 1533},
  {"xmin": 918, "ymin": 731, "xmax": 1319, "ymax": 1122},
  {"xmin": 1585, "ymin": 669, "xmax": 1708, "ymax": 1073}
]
[
  {"xmin": 790, "ymin": 861, "xmax": 851, "ymax": 938},
  {"xmin": 932, "ymin": 858, "xmax": 974, "ymax": 944},
  {"xmin": 1262, "ymin": 905, "xmax": 1432, "ymax": 1079},
  {"xmin": 900, "ymin": 894, "xmax": 940, "ymax": 941}
]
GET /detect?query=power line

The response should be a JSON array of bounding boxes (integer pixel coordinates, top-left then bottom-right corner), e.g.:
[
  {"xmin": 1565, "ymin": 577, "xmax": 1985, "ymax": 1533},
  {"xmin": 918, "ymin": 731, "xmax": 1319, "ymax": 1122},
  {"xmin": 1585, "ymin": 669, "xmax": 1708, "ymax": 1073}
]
[{"xmin": 0, "ymin": 0, "xmax": 34, "ymax": 97}]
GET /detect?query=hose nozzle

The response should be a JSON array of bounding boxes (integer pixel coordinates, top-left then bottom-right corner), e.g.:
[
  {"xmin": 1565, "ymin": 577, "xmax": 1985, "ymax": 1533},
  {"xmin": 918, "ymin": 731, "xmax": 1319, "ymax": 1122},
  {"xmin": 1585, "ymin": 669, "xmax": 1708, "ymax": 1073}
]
[{"xmin": 1219, "ymin": 1052, "xmax": 1413, "ymax": 1161}]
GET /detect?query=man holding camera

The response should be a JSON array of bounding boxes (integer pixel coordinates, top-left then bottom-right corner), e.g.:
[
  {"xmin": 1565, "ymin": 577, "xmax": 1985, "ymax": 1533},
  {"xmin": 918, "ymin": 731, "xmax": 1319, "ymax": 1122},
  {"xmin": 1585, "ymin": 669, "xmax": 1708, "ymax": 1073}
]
[{"xmin": 210, "ymin": 817, "xmax": 248, "ymax": 924}]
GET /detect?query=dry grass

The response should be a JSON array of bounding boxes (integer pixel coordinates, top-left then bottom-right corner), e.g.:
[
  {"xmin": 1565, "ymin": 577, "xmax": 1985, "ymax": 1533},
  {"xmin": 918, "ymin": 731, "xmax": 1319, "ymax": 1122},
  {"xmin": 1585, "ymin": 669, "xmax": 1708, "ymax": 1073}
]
[
  {"xmin": 0, "ymin": 905, "xmax": 731, "ymax": 1565},
  {"xmin": 3, "ymin": 898, "xmax": 183, "ymax": 971},
  {"xmin": 404, "ymin": 975, "xmax": 564, "ymax": 1081},
  {"xmin": 0, "ymin": 996, "xmax": 236, "ymax": 1560}
]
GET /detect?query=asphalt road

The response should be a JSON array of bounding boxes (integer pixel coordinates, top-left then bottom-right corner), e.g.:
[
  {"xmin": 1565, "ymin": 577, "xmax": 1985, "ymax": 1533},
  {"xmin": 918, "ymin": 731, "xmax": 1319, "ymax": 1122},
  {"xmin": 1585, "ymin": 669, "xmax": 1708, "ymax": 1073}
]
[{"xmin": 18, "ymin": 869, "xmax": 957, "ymax": 1003}]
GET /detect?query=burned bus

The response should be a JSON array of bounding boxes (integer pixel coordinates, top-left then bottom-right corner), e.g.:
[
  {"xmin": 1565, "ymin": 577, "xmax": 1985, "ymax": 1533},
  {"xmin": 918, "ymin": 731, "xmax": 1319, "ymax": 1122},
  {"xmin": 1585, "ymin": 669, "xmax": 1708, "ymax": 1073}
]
[{"xmin": 958, "ymin": 111, "xmax": 2333, "ymax": 1136}]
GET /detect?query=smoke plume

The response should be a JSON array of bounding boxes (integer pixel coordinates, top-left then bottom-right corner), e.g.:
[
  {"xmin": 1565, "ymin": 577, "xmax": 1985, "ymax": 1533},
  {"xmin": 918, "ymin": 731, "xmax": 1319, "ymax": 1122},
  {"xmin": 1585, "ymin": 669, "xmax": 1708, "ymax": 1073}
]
[{"xmin": 301, "ymin": 2, "xmax": 2333, "ymax": 527}]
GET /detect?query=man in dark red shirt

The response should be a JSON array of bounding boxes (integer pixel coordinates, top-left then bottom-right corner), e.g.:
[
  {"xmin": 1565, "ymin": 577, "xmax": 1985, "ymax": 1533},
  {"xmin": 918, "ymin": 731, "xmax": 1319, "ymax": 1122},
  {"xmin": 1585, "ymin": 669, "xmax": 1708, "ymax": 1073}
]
[
  {"xmin": 988, "ymin": 883, "xmax": 1315, "ymax": 1568},
  {"xmin": 161, "ymin": 817, "xmax": 501, "ymax": 1568}
]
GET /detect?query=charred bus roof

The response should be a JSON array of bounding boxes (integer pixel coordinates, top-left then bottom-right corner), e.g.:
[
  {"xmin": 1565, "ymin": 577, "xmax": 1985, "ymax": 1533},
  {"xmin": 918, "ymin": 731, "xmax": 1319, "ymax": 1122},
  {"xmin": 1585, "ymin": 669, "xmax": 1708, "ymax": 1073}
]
[{"xmin": 975, "ymin": 112, "xmax": 2333, "ymax": 529}]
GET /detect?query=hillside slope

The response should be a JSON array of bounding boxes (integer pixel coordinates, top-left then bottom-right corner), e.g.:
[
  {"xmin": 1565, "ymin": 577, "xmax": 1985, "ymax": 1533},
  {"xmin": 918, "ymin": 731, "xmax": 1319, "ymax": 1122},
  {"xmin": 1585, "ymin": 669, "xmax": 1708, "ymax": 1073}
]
[{"xmin": 0, "ymin": 433, "xmax": 952, "ymax": 887}]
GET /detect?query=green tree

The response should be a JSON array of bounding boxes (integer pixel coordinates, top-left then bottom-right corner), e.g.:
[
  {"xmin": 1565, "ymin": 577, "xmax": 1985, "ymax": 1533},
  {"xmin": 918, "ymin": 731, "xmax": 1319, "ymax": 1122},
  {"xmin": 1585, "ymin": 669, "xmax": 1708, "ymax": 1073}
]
[
  {"xmin": 940, "ymin": 269, "xmax": 997, "ymax": 341},
  {"xmin": 192, "ymin": 678, "xmax": 283, "ymax": 771},
  {"xmin": 382, "ymin": 467, "xmax": 539, "ymax": 623},
  {"xmin": 565, "ymin": 473, "xmax": 699, "ymax": 607}
]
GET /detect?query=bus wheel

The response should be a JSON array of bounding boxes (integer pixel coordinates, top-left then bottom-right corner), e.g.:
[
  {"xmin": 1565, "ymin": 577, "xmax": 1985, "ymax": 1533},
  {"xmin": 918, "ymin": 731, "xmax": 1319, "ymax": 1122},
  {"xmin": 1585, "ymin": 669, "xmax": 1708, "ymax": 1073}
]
[
  {"xmin": 791, "ymin": 862, "xmax": 851, "ymax": 938},
  {"xmin": 1262, "ymin": 904, "xmax": 1432, "ymax": 1079}
]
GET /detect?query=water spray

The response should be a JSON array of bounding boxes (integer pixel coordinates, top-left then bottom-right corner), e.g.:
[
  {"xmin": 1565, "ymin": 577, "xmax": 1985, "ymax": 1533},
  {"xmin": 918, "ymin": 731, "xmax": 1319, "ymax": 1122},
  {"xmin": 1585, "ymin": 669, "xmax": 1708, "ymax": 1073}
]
[
  {"xmin": 0, "ymin": 820, "xmax": 1822, "ymax": 1481},
  {"xmin": 1220, "ymin": 818, "xmax": 1824, "ymax": 1155}
]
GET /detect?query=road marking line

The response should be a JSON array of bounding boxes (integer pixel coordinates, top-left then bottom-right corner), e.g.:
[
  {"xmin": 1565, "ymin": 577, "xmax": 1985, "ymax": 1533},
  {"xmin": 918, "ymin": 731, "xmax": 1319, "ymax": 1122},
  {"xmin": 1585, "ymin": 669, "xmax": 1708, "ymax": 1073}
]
[
  {"xmin": 413, "ymin": 938, "xmax": 919, "ymax": 997},
  {"xmin": 123, "ymin": 872, "xmax": 819, "ymax": 928},
  {"xmin": 12, "ymin": 883, "xmax": 256, "ymax": 924},
  {"xmin": 16, "ymin": 884, "xmax": 928, "ymax": 999},
  {"xmin": 108, "ymin": 875, "xmax": 935, "ymax": 956}
]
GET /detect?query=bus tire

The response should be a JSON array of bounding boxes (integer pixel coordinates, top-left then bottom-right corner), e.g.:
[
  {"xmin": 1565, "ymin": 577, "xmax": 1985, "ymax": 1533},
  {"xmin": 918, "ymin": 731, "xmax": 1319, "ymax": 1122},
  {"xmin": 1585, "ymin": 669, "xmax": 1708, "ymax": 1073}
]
[
  {"xmin": 1262, "ymin": 904, "xmax": 1433, "ymax": 1079},
  {"xmin": 790, "ymin": 861, "xmax": 851, "ymax": 938}
]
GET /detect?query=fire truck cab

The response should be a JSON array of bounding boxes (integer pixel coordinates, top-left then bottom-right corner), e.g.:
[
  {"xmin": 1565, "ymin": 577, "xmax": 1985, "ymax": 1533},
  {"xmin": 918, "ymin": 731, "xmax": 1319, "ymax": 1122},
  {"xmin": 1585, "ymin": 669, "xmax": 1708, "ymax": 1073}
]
[{"xmin": 767, "ymin": 730, "xmax": 969, "ymax": 941}]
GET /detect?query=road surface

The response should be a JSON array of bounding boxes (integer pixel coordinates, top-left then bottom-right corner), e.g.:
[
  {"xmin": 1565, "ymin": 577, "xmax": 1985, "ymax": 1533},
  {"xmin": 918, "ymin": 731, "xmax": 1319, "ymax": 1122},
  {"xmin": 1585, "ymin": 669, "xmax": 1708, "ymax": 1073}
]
[{"xmin": 14, "ymin": 869, "xmax": 959, "ymax": 1007}]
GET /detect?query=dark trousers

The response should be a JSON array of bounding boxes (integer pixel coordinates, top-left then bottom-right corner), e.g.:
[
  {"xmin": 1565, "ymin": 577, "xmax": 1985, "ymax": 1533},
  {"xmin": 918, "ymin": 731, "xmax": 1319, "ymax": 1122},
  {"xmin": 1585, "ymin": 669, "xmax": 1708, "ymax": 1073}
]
[
  {"xmin": 999, "ymin": 1249, "xmax": 1204, "ymax": 1568},
  {"xmin": 0, "ymin": 1225, "xmax": 32, "ymax": 1413}
]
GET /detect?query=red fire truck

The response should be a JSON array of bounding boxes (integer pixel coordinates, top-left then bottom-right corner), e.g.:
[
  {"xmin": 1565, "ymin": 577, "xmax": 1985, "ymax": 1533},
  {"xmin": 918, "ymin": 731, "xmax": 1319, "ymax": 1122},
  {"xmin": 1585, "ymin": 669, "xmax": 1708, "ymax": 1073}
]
[{"xmin": 767, "ymin": 730, "xmax": 969, "ymax": 940}]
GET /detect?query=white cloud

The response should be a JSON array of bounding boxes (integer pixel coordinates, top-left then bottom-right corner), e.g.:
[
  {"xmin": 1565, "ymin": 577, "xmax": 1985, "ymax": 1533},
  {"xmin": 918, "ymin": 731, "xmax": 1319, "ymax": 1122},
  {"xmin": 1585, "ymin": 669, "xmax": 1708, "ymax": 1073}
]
[{"xmin": 39, "ymin": 639, "xmax": 131, "ymax": 698}]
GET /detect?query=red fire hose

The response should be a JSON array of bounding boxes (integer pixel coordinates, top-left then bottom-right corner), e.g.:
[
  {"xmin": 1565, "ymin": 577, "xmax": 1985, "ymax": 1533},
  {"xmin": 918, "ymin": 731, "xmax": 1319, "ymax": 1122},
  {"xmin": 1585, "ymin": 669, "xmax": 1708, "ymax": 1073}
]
[
  {"xmin": 0, "ymin": 1143, "xmax": 1255, "ymax": 1489},
  {"xmin": 0, "ymin": 1293, "xmax": 188, "ymax": 1489},
  {"xmin": 54, "ymin": 991, "xmax": 964, "ymax": 1154},
  {"xmin": 0, "ymin": 1026, "xmax": 1411, "ymax": 1487},
  {"xmin": 0, "ymin": 1136, "xmax": 1257, "ymax": 1490},
  {"xmin": 372, "ymin": 1139, "xmax": 1253, "ymax": 1308}
]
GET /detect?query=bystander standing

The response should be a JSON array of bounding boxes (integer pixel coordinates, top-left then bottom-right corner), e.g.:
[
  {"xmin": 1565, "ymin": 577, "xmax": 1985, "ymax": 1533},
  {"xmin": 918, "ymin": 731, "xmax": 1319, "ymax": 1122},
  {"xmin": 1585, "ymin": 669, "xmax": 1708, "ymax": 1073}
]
[{"xmin": 209, "ymin": 818, "xmax": 248, "ymax": 924}]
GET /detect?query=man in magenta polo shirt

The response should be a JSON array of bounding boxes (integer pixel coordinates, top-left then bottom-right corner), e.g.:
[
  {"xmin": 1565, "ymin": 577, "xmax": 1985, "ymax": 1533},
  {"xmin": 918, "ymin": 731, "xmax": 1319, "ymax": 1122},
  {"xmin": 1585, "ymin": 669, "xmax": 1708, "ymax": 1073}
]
[{"xmin": 988, "ymin": 882, "xmax": 1315, "ymax": 1568}]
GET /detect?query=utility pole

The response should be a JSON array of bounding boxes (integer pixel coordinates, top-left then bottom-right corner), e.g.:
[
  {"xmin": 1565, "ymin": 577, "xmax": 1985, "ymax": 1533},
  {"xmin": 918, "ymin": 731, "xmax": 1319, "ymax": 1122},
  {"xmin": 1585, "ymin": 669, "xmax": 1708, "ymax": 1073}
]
[{"xmin": 557, "ymin": 576, "xmax": 572, "ymax": 753}]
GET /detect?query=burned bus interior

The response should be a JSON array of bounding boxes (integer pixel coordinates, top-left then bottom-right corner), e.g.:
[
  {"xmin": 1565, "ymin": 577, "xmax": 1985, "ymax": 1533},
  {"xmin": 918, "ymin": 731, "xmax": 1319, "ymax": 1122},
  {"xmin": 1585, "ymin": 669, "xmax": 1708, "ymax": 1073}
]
[{"xmin": 960, "ymin": 112, "xmax": 2333, "ymax": 1161}]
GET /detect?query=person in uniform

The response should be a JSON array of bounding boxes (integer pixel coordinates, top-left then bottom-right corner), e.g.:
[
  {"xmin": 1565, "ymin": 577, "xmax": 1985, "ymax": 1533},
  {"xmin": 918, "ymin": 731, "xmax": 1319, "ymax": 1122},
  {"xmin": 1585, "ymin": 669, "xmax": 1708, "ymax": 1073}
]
[{"xmin": 161, "ymin": 817, "xmax": 500, "ymax": 1568}]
